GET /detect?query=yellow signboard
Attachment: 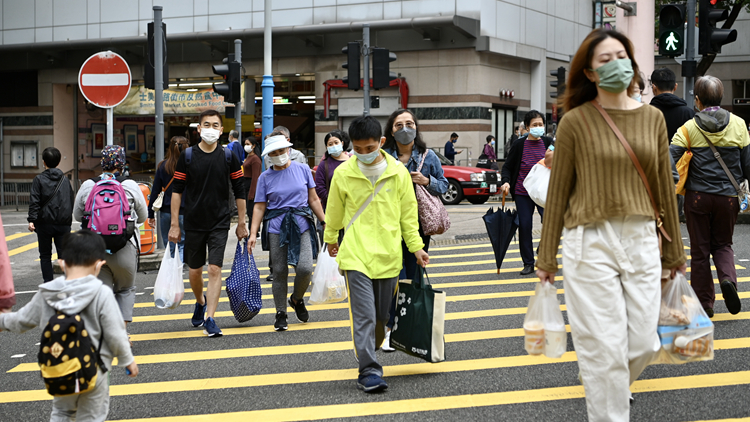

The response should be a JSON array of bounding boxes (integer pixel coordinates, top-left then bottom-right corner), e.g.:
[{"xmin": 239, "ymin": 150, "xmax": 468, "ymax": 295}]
[{"xmin": 115, "ymin": 84, "xmax": 245, "ymax": 115}]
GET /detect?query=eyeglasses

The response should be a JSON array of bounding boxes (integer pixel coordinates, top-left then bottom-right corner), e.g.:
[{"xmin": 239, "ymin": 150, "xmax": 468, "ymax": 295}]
[{"xmin": 394, "ymin": 121, "xmax": 416, "ymax": 130}]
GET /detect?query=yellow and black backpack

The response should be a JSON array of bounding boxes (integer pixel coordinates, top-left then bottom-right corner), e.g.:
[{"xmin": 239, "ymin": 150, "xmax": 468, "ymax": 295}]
[{"xmin": 38, "ymin": 312, "xmax": 107, "ymax": 396}]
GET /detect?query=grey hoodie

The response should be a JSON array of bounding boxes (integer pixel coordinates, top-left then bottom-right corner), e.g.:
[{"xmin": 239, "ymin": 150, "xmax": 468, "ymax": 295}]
[{"xmin": 0, "ymin": 275, "xmax": 133, "ymax": 369}]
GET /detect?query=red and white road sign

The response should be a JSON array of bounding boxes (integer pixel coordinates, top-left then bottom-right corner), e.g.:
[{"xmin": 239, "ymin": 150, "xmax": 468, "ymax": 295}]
[{"xmin": 78, "ymin": 51, "xmax": 132, "ymax": 108}]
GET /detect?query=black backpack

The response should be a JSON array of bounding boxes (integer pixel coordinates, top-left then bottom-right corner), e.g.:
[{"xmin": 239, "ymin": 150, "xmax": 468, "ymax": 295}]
[{"xmin": 38, "ymin": 311, "xmax": 107, "ymax": 396}]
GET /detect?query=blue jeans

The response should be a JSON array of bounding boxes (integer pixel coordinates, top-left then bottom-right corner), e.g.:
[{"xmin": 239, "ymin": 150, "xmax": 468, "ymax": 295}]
[{"xmin": 159, "ymin": 211, "xmax": 185, "ymax": 261}]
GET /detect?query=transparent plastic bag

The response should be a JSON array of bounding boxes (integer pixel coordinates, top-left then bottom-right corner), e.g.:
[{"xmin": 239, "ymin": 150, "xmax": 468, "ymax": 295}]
[
  {"xmin": 309, "ymin": 248, "xmax": 348, "ymax": 305},
  {"xmin": 541, "ymin": 283, "xmax": 567, "ymax": 358},
  {"xmin": 654, "ymin": 273, "xmax": 714, "ymax": 364},
  {"xmin": 153, "ymin": 244, "xmax": 184, "ymax": 310},
  {"xmin": 524, "ymin": 283, "xmax": 545, "ymax": 355}
]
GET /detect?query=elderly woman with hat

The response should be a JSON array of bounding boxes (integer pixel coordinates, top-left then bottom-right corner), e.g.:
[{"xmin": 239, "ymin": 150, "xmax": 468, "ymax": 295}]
[
  {"xmin": 73, "ymin": 145, "xmax": 148, "ymax": 329},
  {"xmin": 249, "ymin": 135, "xmax": 326, "ymax": 331}
]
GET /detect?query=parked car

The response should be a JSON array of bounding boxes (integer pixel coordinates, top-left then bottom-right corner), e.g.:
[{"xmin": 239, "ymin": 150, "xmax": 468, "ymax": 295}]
[{"xmin": 431, "ymin": 149, "xmax": 500, "ymax": 205}]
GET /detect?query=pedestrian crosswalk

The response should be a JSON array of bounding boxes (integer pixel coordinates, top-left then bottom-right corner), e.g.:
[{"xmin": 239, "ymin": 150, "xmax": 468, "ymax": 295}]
[{"xmin": 2, "ymin": 230, "xmax": 750, "ymax": 421}]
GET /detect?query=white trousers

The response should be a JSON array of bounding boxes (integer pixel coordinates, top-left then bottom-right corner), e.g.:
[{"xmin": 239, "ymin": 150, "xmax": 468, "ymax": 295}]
[{"xmin": 562, "ymin": 216, "xmax": 662, "ymax": 422}]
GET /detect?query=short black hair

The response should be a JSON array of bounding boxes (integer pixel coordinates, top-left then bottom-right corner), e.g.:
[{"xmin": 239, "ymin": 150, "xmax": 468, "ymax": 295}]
[
  {"xmin": 199, "ymin": 109, "xmax": 223, "ymax": 125},
  {"xmin": 524, "ymin": 110, "xmax": 545, "ymax": 128},
  {"xmin": 450, "ymin": 132, "xmax": 459, "ymax": 138},
  {"xmin": 60, "ymin": 231, "xmax": 106, "ymax": 267},
  {"xmin": 486, "ymin": 135, "xmax": 495, "ymax": 143},
  {"xmin": 348, "ymin": 116, "xmax": 382, "ymax": 142},
  {"xmin": 650, "ymin": 67, "xmax": 676, "ymax": 92},
  {"xmin": 42, "ymin": 147, "xmax": 61, "ymax": 168}
]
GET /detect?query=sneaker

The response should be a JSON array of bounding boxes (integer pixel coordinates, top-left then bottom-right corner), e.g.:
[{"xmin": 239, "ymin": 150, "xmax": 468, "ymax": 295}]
[
  {"xmin": 520, "ymin": 264, "xmax": 535, "ymax": 276},
  {"xmin": 288, "ymin": 295, "xmax": 310, "ymax": 323},
  {"xmin": 202, "ymin": 317, "xmax": 223, "ymax": 337},
  {"xmin": 191, "ymin": 295, "xmax": 207, "ymax": 327},
  {"xmin": 382, "ymin": 330, "xmax": 396, "ymax": 353},
  {"xmin": 274, "ymin": 311, "xmax": 288, "ymax": 331},
  {"xmin": 704, "ymin": 307, "xmax": 714, "ymax": 318},
  {"xmin": 720, "ymin": 279, "xmax": 741, "ymax": 315},
  {"xmin": 357, "ymin": 374, "xmax": 388, "ymax": 393}
]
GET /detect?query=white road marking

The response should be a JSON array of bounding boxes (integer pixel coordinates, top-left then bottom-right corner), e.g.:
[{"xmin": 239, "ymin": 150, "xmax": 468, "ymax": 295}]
[{"xmin": 10, "ymin": 354, "xmax": 26, "ymax": 358}]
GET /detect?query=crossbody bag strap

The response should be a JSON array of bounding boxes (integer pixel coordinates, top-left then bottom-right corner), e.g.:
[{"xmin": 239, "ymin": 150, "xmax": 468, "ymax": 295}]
[
  {"xmin": 417, "ymin": 151, "xmax": 427, "ymax": 173},
  {"xmin": 162, "ymin": 175, "xmax": 175, "ymax": 192},
  {"xmin": 345, "ymin": 180, "xmax": 387, "ymax": 233},
  {"xmin": 697, "ymin": 130, "xmax": 743, "ymax": 194},
  {"xmin": 591, "ymin": 101, "xmax": 672, "ymax": 243},
  {"xmin": 39, "ymin": 177, "xmax": 66, "ymax": 211}
]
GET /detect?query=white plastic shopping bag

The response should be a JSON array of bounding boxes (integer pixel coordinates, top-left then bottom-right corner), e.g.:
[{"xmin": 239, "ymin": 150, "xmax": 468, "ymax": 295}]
[
  {"xmin": 654, "ymin": 273, "xmax": 714, "ymax": 364},
  {"xmin": 523, "ymin": 163, "xmax": 551, "ymax": 208},
  {"xmin": 153, "ymin": 243, "xmax": 184, "ymax": 310},
  {"xmin": 524, "ymin": 283, "xmax": 567, "ymax": 357},
  {"xmin": 309, "ymin": 248, "xmax": 348, "ymax": 305}
]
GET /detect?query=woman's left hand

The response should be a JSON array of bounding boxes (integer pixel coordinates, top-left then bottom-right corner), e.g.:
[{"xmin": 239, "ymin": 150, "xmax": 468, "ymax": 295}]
[
  {"xmin": 410, "ymin": 171, "xmax": 429, "ymax": 186},
  {"xmin": 669, "ymin": 262, "xmax": 688, "ymax": 279}
]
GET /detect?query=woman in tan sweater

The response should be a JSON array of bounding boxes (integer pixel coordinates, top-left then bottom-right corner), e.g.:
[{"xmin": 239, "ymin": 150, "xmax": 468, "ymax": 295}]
[{"xmin": 536, "ymin": 29, "xmax": 687, "ymax": 421}]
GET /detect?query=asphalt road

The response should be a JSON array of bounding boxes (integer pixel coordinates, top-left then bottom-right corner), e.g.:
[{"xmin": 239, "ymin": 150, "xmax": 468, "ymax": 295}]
[{"xmin": 1, "ymin": 204, "xmax": 749, "ymax": 421}]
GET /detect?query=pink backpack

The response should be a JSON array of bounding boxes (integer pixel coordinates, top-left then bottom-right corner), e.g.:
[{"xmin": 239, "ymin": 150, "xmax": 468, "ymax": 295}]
[{"xmin": 82, "ymin": 177, "xmax": 135, "ymax": 253}]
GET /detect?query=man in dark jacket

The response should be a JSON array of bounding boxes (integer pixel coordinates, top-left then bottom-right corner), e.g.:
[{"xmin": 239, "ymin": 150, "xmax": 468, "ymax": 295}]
[
  {"xmin": 650, "ymin": 67, "xmax": 695, "ymax": 142},
  {"xmin": 28, "ymin": 147, "xmax": 74, "ymax": 282}
]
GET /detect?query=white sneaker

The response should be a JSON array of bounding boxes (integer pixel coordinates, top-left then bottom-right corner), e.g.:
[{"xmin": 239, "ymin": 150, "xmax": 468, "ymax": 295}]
[{"xmin": 382, "ymin": 330, "xmax": 396, "ymax": 353}]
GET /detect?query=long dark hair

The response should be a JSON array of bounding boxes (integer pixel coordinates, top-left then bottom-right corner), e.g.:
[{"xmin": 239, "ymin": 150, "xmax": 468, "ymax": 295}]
[
  {"xmin": 323, "ymin": 129, "xmax": 351, "ymax": 158},
  {"xmin": 160, "ymin": 136, "xmax": 188, "ymax": 176},
  {"xmin": 383, "ymin": 109, "xmax": 427, "ymax": 154},
  {"xmin": 244, "ymin": 136, "xmax": 260, "ymax": 157},
  {"xmin": 563, "ymin": 28, "xmax": 640, "ymax": 113}
]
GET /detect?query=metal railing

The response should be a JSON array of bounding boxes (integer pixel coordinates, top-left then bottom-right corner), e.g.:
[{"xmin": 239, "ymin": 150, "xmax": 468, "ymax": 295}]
[{"xmin": 2, "ymin": 182, "xmax": 33, "ymax": 211}]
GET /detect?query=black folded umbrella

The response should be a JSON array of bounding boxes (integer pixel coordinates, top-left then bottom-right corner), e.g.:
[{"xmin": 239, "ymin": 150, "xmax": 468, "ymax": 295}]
[{"xmin": 482, "ymin": 196, "xmax": 519, "ymax": 274}]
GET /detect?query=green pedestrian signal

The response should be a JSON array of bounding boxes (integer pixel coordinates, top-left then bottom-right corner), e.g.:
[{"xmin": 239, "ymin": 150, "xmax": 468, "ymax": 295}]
[{"xmin": 658, "ymin": 4, "xmax": 685, "ymax": 57}]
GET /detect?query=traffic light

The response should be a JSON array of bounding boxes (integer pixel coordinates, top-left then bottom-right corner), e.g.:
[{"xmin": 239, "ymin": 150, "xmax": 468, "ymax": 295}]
[
  {"xmin": 144, "ymin": 21, "xmax": 168, "ymax": 90},
  {"xmin": 550, "ymin": 67, "xmax": 566, "ymax": 99},
  {"xmin": 658, "ymin": 4, "xmax": 685, "ymax": 57},
  {"xmin": 212, "ymin": 54, "xmax": 241, "ymax": 103},
  {"xmin": 342, "ymin": 42, "xmax": 360, "ymax": 90},
  {"xmin": 699, "ymin": 0, "xmax": 738, "ymax": 55},
  {"xmin": 372, "ymin": 48, "xmax": 397, "ymax": 90}
]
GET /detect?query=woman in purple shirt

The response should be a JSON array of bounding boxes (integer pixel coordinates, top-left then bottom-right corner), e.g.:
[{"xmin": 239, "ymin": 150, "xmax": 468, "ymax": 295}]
[
  {"xmin": 500, "ymin": 110, "xmax": 553, "ymax": 275},
  {"xmin": 249, "ymin": 135, "xmax": 327, "ymax": 332},
  {"xmin": 315, "ymin": 130, "xmax": 351, "ymax": 244}
]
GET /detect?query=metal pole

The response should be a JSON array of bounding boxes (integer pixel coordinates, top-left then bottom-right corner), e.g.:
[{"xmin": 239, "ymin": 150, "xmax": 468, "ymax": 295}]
[
  {"xmin": 106, "ymin": 108, "xmax": 113, "ymax": 146},
  {"xmin": 261, "ymin": 0, "xmax": 274, "ymax": 170},
  {"xmin": 684, "ymin": 0, "xmax": 696, "ymax": 110},
  {"xmin": 0, "ymin": 118, "xmax": 3, "ymax": 206},
  {"xmin": 362, "ymin": 24, "xmax": 370, "ymax": 117},
  {"xmin": 234, "ymin": 39, "xmax": 242, "ymax": 136},
  {"xmin": 153, "ymin": 5, "xmax": 165, "ymax": 250},
  {"xmin": 73, "ymin": 85, "xmax": 79, "ymax": 189}
]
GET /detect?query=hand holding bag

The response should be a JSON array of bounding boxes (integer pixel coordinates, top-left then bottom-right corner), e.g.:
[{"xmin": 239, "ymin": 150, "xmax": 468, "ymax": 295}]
[
  {"xmin": 225, "ymin": 239, "xmax": 263, "ymax": 322},
  {"xmin": 309, "ymin": 248, "xmax": 347, "ymax": 304},
  {"xmin": 415, "ymin": 152, "xmax": 451, "ymax": 236},
  {"xmin": 153, "ymin": 243, "xmax": 185, "ymax": 309},
  {"xmin": 389, "ymin": 267, "xmax": 446, "ymax": 363},
  {"xmin": 522, "ymin": 159, "xmax": 551, "ymax": 208}
]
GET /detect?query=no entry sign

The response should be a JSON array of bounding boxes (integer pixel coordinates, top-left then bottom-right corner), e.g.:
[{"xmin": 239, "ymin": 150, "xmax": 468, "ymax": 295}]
[{"xmin": 78, "ymin": 51, "xmax": 132, "ymax": 108}]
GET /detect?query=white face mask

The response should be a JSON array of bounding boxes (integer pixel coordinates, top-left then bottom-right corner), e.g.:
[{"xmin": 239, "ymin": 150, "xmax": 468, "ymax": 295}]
[
  {"xmin": 269, "ymin": 153, "xmax": 290, "ymax": 167},
  {"xmin": 200, "ymin": 128, "xmax": 220, "ymax": 145},
  {"xmin": 244, "ymin": 145, "xmax": 253, "ymax": 153}
]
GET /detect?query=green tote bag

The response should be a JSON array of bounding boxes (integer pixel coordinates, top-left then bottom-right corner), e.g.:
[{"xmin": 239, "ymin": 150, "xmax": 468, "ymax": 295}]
[{"xmin": 389, "ymin": 267, "xmax": 446, "ymax": 363}]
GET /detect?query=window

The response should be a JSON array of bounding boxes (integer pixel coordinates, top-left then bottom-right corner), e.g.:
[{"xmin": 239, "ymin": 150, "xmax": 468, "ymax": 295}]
[{"xmin": 11, "ymin": 142, "xmax": 38, "ymax": 168}]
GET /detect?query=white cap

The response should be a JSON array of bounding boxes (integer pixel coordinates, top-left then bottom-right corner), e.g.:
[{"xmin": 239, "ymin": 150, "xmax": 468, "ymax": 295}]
[{"xmin": 261, "ymin": 135, "xmax": 293, "ymax": 156}]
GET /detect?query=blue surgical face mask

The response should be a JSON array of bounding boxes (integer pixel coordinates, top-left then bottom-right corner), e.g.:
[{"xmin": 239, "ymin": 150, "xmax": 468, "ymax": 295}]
[
  {"xmin": 529, "ymin": 127, "xmax": 545, "ymax": 138},
  {"xmin": 632, "ymin": 94, "xmax": 642, "ymax": 103},
  {"xmin": 327, "ymin": 144, "xmax": 343, "ymax": 156},
  {"xmin": 353, "ymin": 149, "xmax": 381, "ymax": 165}
]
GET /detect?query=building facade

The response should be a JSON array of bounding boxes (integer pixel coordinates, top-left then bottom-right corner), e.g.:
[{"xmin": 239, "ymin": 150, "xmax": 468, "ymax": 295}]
[{"xmin": 0, "ymin": 0, "xmax": 746, "ymax": 187}]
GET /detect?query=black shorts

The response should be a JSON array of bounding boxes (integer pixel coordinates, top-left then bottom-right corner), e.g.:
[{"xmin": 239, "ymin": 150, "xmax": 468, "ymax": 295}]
[{"xmin": 184, "ymin": 229, "xmax": 229, "ymax": 269}]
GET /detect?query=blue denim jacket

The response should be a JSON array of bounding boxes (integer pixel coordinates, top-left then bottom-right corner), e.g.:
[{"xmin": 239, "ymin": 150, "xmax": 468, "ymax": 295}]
[
  {"xmin": 385, "ymin": 147, "xmax": 449, "ymax": 196},
  {"xmin": 263, "ymin": 206, "xmax": 318, "ymax": 266}
]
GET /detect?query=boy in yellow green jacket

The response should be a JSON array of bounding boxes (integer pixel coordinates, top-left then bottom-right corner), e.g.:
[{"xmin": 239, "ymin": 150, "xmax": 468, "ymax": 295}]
[{"xmin": 325, "ymin": 116, "xmax": 429, "ymax": 393}]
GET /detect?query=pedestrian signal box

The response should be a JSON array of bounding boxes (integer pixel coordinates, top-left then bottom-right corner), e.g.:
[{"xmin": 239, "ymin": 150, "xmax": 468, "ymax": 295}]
[{"xmin": 659, "ymin": 4, "xmax": 685, "ymax": 57}]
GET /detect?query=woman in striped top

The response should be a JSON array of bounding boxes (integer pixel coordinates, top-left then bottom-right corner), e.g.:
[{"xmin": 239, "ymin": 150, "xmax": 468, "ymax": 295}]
[{"xmin": 500, "ymin": 110, "xmax": 553, "ymax": 275}]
